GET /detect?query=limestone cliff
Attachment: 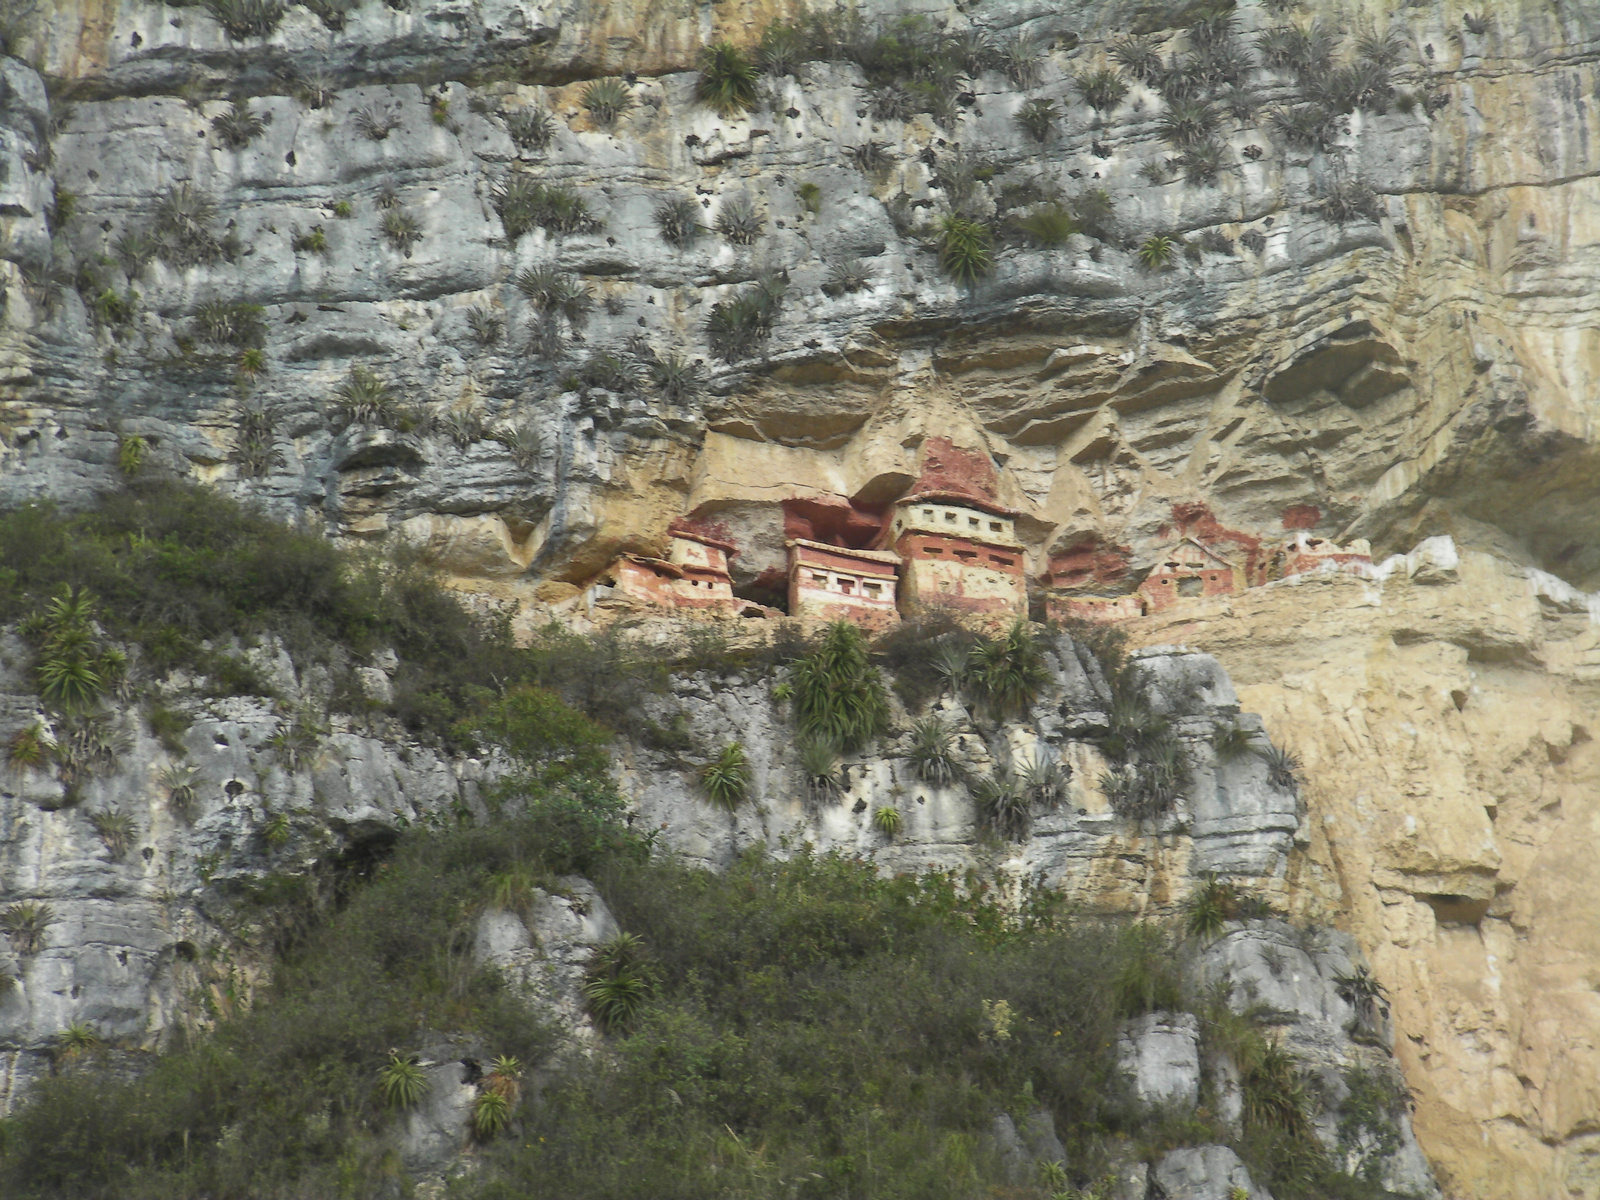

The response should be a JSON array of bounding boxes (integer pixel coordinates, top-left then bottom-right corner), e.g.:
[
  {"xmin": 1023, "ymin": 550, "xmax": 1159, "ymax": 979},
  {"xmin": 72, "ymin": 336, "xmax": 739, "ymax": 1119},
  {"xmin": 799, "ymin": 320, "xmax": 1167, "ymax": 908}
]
[{"xmin": 4, "ymin": 0, "xmax": 1600, "ymax": 1194}]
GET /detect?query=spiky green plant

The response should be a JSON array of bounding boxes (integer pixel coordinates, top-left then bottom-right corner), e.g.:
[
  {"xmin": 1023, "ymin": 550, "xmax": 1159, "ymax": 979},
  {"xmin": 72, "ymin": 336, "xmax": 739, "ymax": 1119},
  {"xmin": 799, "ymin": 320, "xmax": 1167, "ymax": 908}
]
[
  {"xmin": 697, "ymin": 41, "xmax": 760, "ymax": 117},
  {"xmin": 964, "ymin": 621, "xmax": 1049, "ymax": 721},
  {"xmin": 973, "ymin": 761, "xmax": 1030, "ymax": 841},
  {"xmin": 158, "ymin": 763, "xmax": 205, "ymax": 819},
  {"xmin": 649, "ymin": 352, "xmax": 703, "ymax": 403},
  {"xmin": 472, "ymin": 1089, "xmax": 511, "ymax": 1139},
  {"xmin": 823, "ymin": 256, "xmax": 871, "ymax": 296},
  {"xmin": 787, "ymin": 622, "xmax": 889, "ymax": 753},
  {"xmin": 193, "ymin": 300, "xmax": 265, "ymax": 347},
  {"xmin": 582, "ymin": 932, "xmax": 655, "ymax": 1032},
  {"xmin": 56, "ymin": 1022, "xmax": 101, "ymax": 1061},
  {"xmin": 515, "ymin": 264, "xmax": 594, "ymax": 327},
  {"xmin": 381, "ymin": 207, "xmax": 422, "ymax": 256},
  {"xmin": 506, "ymin": 106, "xmax": 558, "ymax": 151},
  {"xmin": 654, "ymin": 196, "xmax": 703, "ymax": 247},
  {"xmin": 465, "ymin": 307, "xmax": 502, "ymax": 347},
  {"xmin": 1138, "ymin": 234, "xmax": 1178, "ymax": 269},
  {"xmin": 89, "ymin": 807, "xmax": 135, "ymax": 861},
  {"xmin": 330, "ymin": 365, "xmax": 398, "ymax": 429},
  {"xmin": 1212, "ymin": 724, "xmax": 1255, "ymax": 762},
  {"xmin": 378, "ymin": 1055, "xmax": 428, "ymax": 1109},
  {"xmin": 1335, "ymin": 965, "xmax": 1391, "ymax": 1038},
  {"xmin": 205, "ymin": 0, "xmax": 284, "ymax": 40},
  {"xmin": 485, "ymin": 865, "xmax": 539, "ymax": 913},
  {"xmin": 759, "ymin": 21, "xmax": 807, "ymax": 76},
  {"xmin": 1259, "ymin": 742, "xmax": 1301, "ymax": 791},
  {"xmin": 1, "ymin": 900, "xmax": 55, "ymax": 956},
  {"xmin": 6, "ymin": 722, "xmax": 51, "ymax": 770},
  {"xmin": 211, "ymin": 98, "xmax": 266, "ymax": 148},
  {"xmin": 1182, "ymin": 874, "xmax": 1239, "ymax": 941},
  {"xmin": 262, "ymin": 812, "xmax": 292, "ymax": 848},
  {"xmin": 907, "ymin": 715, "xmax": 963, "ymax": 787},
  {"xmin": 492, "ymin": 176, "xmax": 601, "ymax": 240},
  {"xmin": 936, "ymin": 214, "xmax": 992, "ymax": 287},
  {"xmin": 706, "ymin": 273, "xmax": 785, "ymax": 363},
  {"xmin": 714, "ymin": 194, "xmax": 764, "ymax": 245},
  {"xmin": 798, "ymin": 736, "xmax": 841, "ymax": 802},
  {"xmin": 1019, "ymin": 750, "xmax": 1067, "ymax": 808},
  {"xmin": 581, "ymin": 78, "xmax": 635, "ymax": 127},
  {"xmin": 1111, "ymin": 34, "xmax": 1163, "ymax": 83},
  {"xmin": 996, "ymin": 31, "xmax": 1042, "ymax": 88},
  {"xmin": 1013, "ymin": 98, "xmax": 1057, "ymax": 142},
  {"xmin": 1013, "ymin": 203, "xmax": 1080, "ymax": 247},
  {"xmin": 700, "ymin": 742, "xmax": 752, "ymax": 810},
  {"xmin": 1240, "ymin": 1036, "xmax": 1314, "ymax": 1137},
  {"xmin": 872, "ymin": 805, "xmax": 902, "ymax": 836},
  {"xmin": 1074, "ymin": 67, "xmax": 1128, "ymax": 114}
]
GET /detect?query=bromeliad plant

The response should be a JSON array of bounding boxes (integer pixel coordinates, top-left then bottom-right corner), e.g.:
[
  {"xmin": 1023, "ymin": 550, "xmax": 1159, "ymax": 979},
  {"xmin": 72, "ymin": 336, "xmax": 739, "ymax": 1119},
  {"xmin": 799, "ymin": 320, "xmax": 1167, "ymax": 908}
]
[
  {"xmin": 25, "ymin": 586, "xmax": 125, "ymax": 713},
  {"xmin": 582, "ymin": 932, "xmax": 656, "ymax": 1033},
  {"xmin": 377, "ymin": 1054, "xmax": 428, "ymax": 1110},
  {"xmin": 785, "ymin": 622, "xmax": 889, "ymax": 753},
  {"xmin": 700, "ymin": 742, "xmax": 752, "ymax": 810}
]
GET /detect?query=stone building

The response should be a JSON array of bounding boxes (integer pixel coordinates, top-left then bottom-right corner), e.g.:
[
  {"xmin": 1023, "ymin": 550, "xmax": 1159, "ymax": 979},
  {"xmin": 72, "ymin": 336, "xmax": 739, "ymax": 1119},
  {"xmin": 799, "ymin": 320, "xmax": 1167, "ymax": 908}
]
[
  {"xmin": 588, "ymin": 528, "xmax": 743, "ymax": 612},
  {"xmin": 786, "ymin": 538, "xmax": 901, "ymax": 626},
  {"xmin": 1277, "ymin": 531, "xmax": 1373, "ymax": 578},
  {"xmin": 888, "ymin": 493, "xmax": 1028, "ymax": 618},
  {"xmin": 1137, "ymin": 536, "xmax": 1244, "ymax": 613}
]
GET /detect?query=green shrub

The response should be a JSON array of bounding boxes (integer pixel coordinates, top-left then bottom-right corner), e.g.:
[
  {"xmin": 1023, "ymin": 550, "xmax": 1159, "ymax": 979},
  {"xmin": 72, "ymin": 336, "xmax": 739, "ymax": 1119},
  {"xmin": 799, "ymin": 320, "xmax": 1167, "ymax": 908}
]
[
  {"xmin": 0, "ymin": 480, "xmax": 547, "ymax": 746},
  {"xmin": 581, "ymin": 78, "xmax": 636, "ymax": 127},
  {"xmin": 786, "ymin": 622, "xmax": 888, "ymax": 752},
  {"xmin": 291, "ymin": 224, "xmax": 328, "ymax": 254},
  {"xmin": 936, "ymin": 213, "xmax": 992, "ymax": 286},
  {"xmin": 795, "ymin": 181, "xmax": 822, "ymax": 213},
  {"xmin": 493, "ymin": 175, "xmax": 602, "ymax": 240},
  {"xmin": 700, "ymin": 742, "xmax": 752, "ymax": 810},
  {"xmin": 697, "ymin": 41, "xmax": 760, "ymax": 117},
  {"xmin": 1013, "ymin": 202, "xmax": 1080, "ymax": 247},
  {"xmin": 1109, "ymin": 923, "xmax": 1184, "ymax": 1016}
]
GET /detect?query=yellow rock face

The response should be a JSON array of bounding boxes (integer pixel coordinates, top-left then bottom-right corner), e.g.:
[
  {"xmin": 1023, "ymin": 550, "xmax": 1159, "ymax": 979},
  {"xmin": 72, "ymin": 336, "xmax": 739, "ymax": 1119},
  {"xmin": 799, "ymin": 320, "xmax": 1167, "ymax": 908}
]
[{"xmin": 1122, "ymin": 551, "xmax": 1600, "ymax": 1200}]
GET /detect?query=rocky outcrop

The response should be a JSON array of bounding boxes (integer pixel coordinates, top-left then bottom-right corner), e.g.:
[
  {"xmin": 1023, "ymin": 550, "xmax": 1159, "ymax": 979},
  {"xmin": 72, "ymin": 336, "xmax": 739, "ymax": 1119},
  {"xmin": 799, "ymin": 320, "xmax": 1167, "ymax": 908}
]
[{"xmin": 1124, "ymin": 542, "xmax": 1600, "ymax": 1200}]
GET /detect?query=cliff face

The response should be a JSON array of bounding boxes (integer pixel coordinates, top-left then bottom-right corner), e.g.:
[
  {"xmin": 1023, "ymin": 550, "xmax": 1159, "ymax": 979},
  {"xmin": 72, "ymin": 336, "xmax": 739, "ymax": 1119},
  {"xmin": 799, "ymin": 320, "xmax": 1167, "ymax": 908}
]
[{"xmin": 5, "ymin": 0, "xmax": 1600, "ymax": 1194}]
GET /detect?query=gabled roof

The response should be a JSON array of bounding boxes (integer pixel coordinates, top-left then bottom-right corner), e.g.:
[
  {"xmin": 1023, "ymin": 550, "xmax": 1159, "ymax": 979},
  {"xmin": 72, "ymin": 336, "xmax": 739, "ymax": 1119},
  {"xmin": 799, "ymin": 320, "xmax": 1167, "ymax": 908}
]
[{"xmin": 1150, "ymin": 535, "xmax": 1236, "ymax": 571}]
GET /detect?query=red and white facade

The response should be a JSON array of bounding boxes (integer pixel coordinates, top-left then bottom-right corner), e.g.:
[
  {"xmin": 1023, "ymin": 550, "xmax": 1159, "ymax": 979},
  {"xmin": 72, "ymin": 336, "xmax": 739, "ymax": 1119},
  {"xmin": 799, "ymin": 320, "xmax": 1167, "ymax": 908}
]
[
  {"xmin": 786, "ymin": 538, "xmax": 901, "ymax": 627},
  {"xmin": 888, "ymin": 492, "xmax": 1028, "ymax": 618}
]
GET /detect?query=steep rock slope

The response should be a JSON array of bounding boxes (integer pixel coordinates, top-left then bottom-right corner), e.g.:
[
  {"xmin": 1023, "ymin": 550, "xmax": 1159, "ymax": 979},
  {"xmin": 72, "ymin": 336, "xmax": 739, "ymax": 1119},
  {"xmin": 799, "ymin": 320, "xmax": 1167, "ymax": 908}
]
[{"xmin": 4, "ymin": 0, "xmax": 1600, "ymax": 1195}]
